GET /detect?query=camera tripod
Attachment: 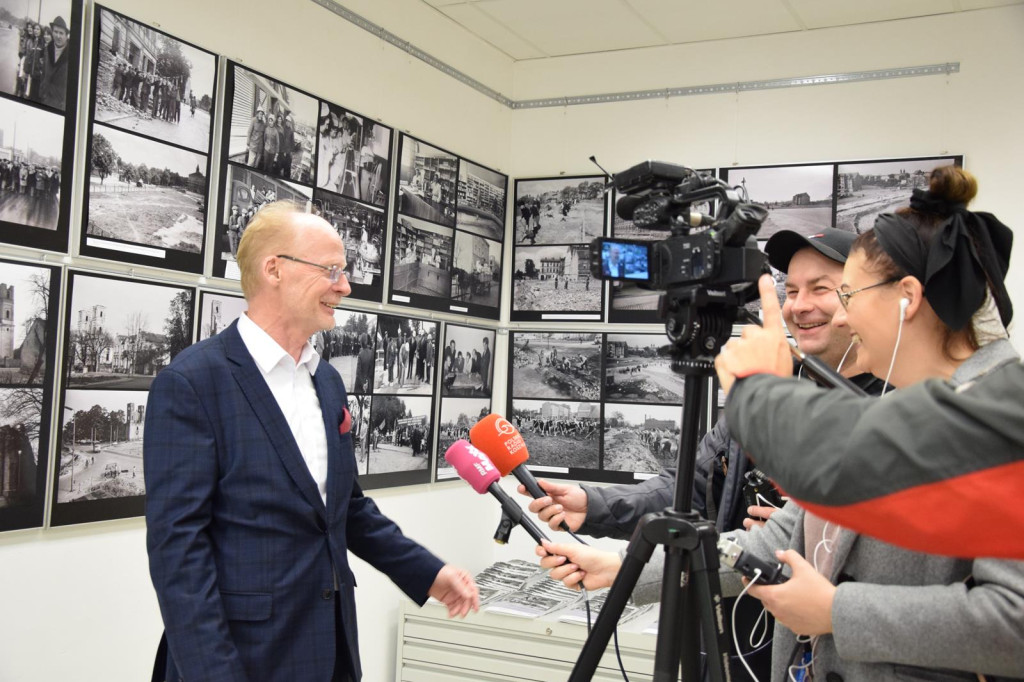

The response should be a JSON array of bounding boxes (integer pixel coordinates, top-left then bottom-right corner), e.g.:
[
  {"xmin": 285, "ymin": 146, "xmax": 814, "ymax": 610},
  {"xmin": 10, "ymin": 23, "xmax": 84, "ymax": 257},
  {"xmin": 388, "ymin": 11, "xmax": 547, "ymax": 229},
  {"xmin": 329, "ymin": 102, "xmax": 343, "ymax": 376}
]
[{"xmin": 570, "ymin": 295, "xmax": 740, "ymax": 682}]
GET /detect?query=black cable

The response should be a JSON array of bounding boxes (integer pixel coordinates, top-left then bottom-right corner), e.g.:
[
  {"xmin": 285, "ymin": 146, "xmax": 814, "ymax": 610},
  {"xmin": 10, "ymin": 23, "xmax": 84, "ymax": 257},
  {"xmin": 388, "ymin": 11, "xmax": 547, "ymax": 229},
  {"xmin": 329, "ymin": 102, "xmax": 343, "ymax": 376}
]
[
  {"xmin": 614, "ymin": 627, "xmax": 630, "ymax": 682},
  {"xmin": 567, "ymin": 528, "xmax": 589, "ymax": 545}
]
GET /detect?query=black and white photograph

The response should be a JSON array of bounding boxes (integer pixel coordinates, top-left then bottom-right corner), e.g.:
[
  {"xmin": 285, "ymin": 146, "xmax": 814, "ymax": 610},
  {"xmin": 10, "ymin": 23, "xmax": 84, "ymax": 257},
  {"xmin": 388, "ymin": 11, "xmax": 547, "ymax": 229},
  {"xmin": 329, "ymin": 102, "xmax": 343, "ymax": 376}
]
[
  {"xmin": 0, "ymin": 0, "xmax": 73, "ymax": 111},
  {"xmin": 607, "ymin": 187, "xmax": 665, "ymax": 322},
  {"xmin": 0, "ymin": 96, "xmax": 63, "ymax": 230},
  {"xmin": 397, "ymin": 134, "xmax": 456, "ymax": 228},
  {"xmin": 313, "ymin": 189, "xmax": 385, "ymax": 295},
  {"xmin": 514, "ymin": 177, "xmax": 605, "ymax": 245},
  {"xmin": 63, "ymin": 272, "xmax": 194, "ymax": 391},
  {"xmin": 510, "ymin": 398, "xmax": 599, "ymax": 470},
  {"xmin": 316, "ymin": 102, "xmax": 391, "ymax": 208},
  {"xmin": 450, "ymin": 231, "xmax": 500, "ymax": 309},
  {"xmin": 835, "ymin": 156, "xmax": 961, "ymax": 233},
  {"xmin": 215, "ymin": 162, "xmax": 313, "ymax": 279},
  {"xmin": 54, "ymin": 388, "xmax": 147, "ymax": 504},
  {"xmin": 601, "ymin": 402, "xmax": 681, "ymax": 474},
  {"xmin": 226, "ymin": 62, "xmax": 317, "ymax": 185},
  {"xmin": 720, "ymin": 163, "xmax": 833, "ymax": 239},
  {"xmin": 347, "ymin": 393, "xmax": 371, "ymax": 476},
  {"xmin": 85, "ymin": 123, "xmax": 208, "ymax": 259},
  {"xmin": 0, "ymin": 386, "xmax": 45, "ymax": 523},
  {"xmin": 603, "ymin": 333, "xmax": 683, "ymax": 404},
  {"xmin": 435, "ymin": 396, "xmax": 491, "ymax": 480},
  {"xmin": 318, "ymin": 307, "xmax": 377, "ymax": 394},
  {"xmin": 366, "ymin": 394, "xmax": 432, "ymax": 475},
  {"xmin": 373, "ymin": 315, "xmax": 437, "ymax": 396},
  {"xmin": 456, "ymin": 159, "xmax": 506, "ymax": 241},
  {"xmin": 509, "ymin": 332, "xmax": 601, "ymax": 402},
  {"xmin": 440, "ymin": 324, "xmax": 494, "ymax": 398},
  {"xmin": 0, "ymin": 259, "xmax": 55, "ymax": 386},
  {"xmin": 512, "ymin": 245, "xmax": 601, "ymax": 318},
  {"xmin": 92, "ymin": 7, "xmax": 217, "ymax": 154},
  {"xmin": 390, "ymin": 215, "xmax": 453, "ymax": 298},
  {"xmin": 197, "ymin": 291, "xmax": 246, "ymax": 341}
]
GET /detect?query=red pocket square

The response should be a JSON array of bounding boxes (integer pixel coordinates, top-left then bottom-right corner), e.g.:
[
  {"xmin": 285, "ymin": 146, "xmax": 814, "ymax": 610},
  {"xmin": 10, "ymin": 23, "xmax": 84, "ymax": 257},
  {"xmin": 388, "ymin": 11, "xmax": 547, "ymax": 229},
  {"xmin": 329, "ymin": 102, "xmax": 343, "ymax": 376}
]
[{"xmin": 339, "ymin": 407, "xmax": 352, "ymax": 435}]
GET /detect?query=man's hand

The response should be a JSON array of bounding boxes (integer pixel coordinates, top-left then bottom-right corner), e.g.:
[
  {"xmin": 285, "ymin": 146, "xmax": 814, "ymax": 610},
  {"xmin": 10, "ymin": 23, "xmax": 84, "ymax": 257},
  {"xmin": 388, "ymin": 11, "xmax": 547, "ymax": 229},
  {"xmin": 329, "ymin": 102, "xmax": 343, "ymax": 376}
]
[
  {"xmin": 535, "ymin": 540, "xmax": 622, "ymax": 591},
  {"xmin": 742, "ymin": 504, "xmax": 779, "ymax": 530},
  {"xmin": 747, "ymin": 549, "xmax": 835, "ymax": 636},
  {"xmin": 517, "ymin": 479, "xmax": 588, "ymax": 532},
  {"xmin": 428, "ymin": 565, "xmax": 479, "ymax": 618},
  {"xmin": 715, "ymin": 274, "xmax": 793, "ymax": 395}
]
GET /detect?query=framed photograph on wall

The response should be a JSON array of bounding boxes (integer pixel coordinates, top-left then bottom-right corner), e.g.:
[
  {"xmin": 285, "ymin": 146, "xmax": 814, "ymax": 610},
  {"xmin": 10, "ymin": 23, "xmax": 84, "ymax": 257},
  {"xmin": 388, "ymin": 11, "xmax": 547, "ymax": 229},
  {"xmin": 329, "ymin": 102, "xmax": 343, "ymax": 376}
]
[
  {"xmin": 601, "ymin": 402, "xmax": 681, "ymax": 474},
  {"xmin": 78, "ymin": 6, "xmax": 217, "ymax": 273},
  {"xmin": 0, "ymin": 257, "xmax": 61, "ymax": 532},
  {"xmin": 0, "ymin": 0, "xmax": 82, "ymax": 254},
  {"xmin": 50, "ymin": 271, "xmax": 194, "ymax": 526},
  {"xmin": 835, "ymin": 155, "xmax": 962, "ymax": 234},
  {"xmin": 389, "ymin": 133, "xmax": 505, "ymax": 320},
  {"xmin": 196, "ymin": 290, "xmax": 246, "ymax": 341},
  {"xmin": 719, "ymin": 162, "xmax": 833, "ymax": 240},
  {"xmin": 511, "ymin": 176, "xmax": 606, "ymax": 322}
]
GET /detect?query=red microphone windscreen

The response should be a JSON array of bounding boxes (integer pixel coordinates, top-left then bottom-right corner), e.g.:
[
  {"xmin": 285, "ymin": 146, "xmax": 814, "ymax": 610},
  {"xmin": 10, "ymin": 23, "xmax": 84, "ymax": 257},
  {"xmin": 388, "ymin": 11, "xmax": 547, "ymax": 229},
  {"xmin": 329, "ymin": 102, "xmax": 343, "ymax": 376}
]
[
  {"xmin": 469, "ymin": 413, "xmax": 528, "ymax": 476},
  {"xmin": 444, "ymin": 439, "xmax": 500, "ymax": 494}
]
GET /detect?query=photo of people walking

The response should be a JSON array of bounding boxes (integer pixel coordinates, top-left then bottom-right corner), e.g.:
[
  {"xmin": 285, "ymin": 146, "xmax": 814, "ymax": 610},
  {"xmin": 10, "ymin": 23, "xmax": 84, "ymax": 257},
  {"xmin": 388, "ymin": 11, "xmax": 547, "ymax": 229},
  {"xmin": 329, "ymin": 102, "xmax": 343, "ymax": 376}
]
[{"xmin": 0, "ymin": 96, "xmax": 62, "ymax": 230}]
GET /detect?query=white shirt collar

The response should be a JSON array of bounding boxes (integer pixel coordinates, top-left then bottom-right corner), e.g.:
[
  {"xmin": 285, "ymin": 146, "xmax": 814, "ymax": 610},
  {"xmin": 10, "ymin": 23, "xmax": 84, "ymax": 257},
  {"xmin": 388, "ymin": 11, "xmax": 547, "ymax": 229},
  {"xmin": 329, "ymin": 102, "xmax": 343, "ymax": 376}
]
[{"xmin": 236, "ymin": 313, "xmax": 321, "ymax": 376}]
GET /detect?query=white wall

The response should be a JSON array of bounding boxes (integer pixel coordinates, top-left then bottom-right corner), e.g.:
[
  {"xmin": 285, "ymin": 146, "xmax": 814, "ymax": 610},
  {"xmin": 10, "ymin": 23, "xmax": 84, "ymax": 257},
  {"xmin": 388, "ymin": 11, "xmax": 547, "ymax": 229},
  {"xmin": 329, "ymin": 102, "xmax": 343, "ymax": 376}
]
[{"xmin": 1, "ymin": 3, "xmax": 1022, "ymax": 682}]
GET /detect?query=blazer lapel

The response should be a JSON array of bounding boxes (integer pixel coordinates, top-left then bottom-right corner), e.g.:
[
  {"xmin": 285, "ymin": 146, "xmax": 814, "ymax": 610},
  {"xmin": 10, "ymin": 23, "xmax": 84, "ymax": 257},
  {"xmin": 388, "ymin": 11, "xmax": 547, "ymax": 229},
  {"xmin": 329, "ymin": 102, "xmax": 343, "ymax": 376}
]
[{"xmin": 223, "ymin": 323, "xmax": 327, "ymax": 519}]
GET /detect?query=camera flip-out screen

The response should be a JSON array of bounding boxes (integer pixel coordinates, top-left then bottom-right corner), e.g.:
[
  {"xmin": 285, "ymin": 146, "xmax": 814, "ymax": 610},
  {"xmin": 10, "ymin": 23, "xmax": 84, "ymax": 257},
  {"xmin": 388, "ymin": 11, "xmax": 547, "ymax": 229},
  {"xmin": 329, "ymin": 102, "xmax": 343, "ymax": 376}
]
[{"xmin": 598, "ymin": 239, "xmax": 651, "ymax": 282}]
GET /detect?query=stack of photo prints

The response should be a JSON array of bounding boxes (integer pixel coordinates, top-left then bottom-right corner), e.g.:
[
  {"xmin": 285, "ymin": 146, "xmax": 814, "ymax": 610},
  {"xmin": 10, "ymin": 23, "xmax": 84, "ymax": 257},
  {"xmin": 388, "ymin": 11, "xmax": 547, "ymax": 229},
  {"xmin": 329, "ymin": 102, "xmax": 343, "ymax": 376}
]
[{"xmin": 389, "ymin": 134, "xmax": 507, "ymax": 319}]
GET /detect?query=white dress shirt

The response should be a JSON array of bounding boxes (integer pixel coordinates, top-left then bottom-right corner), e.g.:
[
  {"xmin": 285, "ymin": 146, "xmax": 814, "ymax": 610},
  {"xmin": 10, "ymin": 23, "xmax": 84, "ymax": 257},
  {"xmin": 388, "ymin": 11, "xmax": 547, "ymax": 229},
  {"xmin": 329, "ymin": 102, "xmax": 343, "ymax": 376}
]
[{"xmin": 237, "ymin": 313, "xmax": 329, "ymax": 505}]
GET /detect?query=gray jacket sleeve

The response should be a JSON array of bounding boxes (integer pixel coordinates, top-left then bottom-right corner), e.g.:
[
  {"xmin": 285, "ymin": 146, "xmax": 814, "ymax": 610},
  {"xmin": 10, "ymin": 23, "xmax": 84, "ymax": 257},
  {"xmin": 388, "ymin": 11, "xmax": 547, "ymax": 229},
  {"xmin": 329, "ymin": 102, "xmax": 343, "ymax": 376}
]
[{"xmin": 579, "ymin": 469, "xmax": 676, "ymax": 541}]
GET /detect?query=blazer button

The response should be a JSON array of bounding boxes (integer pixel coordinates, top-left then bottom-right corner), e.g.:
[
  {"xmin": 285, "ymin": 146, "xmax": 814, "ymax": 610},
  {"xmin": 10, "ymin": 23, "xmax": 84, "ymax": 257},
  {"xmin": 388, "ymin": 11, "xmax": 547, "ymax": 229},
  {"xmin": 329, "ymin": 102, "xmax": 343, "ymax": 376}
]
[{"xmin": 322, "ymin": 588, "xmax": 334, "ymax": 601}]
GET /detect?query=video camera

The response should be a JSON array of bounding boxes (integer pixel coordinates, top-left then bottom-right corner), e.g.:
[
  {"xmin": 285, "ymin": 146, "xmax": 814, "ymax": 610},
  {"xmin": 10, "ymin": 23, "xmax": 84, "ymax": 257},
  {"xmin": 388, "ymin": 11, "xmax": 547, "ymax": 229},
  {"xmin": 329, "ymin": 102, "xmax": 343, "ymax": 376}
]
[{"xmin": 591, "ymin": 161, "xmax": 769, "ymax": 361}]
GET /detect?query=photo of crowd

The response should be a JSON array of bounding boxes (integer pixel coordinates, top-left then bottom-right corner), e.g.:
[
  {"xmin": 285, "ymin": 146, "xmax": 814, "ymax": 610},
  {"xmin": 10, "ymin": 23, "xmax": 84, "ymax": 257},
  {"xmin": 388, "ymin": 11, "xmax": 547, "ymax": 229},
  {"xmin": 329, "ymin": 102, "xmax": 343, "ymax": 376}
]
[
  {"xmin": 316, "ymin": 102, "xmax": 391, "ymax": 209},
  {"xmin": 92, "ymin": 7, "xmax": 216, "ymax": 154},
  {"xmin": 318, "ymin": 308, "xmax": 377, "ymax": 395},
  {"xmin": 510, "ymin": 332, "xmax": 601, "ymax": 402},
  {"xmin": 513, "ymin": 177, "xmax": 605, "ymax": 246},
  {"xmin": 366, "ymin": 394, "xmax": 432, "ymax": 475},
  {"xmin": 601, "ymin": 402, "xmax": 681, "ymax": 474},
  {"xmin": 372, "ymin": 316, "xmax": 437, "ymax": 397},
  {"xmin": 0, "ymin": 96, "xmax": 62, "ymax": 231},
  {"xmin": 510, "ymin": 398, "xmax": 599, "ymax": 470},
  {"xmin": 0, "ymin": 0, "xmax": 72, "ymax": 111}
]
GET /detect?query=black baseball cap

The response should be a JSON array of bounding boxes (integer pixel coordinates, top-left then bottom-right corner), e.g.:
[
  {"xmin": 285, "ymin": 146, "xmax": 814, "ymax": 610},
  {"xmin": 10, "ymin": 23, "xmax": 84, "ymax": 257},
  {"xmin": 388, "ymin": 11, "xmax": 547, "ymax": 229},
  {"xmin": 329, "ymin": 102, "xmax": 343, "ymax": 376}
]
[{"xmin": 765, "ymin": 228, "xmax": 857, "ymax": 272}]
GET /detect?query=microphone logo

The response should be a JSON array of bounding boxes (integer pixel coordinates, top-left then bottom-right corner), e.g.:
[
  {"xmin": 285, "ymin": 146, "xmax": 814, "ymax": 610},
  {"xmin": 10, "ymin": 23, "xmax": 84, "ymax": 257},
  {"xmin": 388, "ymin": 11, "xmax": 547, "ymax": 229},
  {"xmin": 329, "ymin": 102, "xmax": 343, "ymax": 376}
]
[{"xmin": 494, "ymin": 417, "xmax": 516, "ymax": 436}]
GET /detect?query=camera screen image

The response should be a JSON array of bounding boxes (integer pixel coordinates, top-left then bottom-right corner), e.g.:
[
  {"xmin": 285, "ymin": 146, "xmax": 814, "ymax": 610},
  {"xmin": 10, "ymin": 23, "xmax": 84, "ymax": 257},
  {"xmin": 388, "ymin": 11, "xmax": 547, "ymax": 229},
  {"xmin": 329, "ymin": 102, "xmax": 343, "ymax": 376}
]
[{"xmin": 601, "ymin": 241, "xmax": 650, "ymax": 281}]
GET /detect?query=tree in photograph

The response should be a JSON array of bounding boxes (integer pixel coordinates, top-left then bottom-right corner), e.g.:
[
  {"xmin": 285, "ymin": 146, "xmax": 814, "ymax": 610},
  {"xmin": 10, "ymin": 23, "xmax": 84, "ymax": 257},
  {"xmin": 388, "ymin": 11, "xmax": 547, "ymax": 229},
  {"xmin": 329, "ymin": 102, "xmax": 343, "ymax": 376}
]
[
  {"xmin": 123, "ymin": 312, "xmax": 148, "ymax": 374},
  {"xmin": 70, "ymin": 326, "xmax": 114, "ymax": 373},
  {"xmin": 156, "ymin": 39, "xmax": 192, "ymax": 98},
  {"xmin": 91, "ymin": 133, "xmax": 118, "ymax": 184},
  {"xmin": 370, "ymin": 395, "xmax": 409, "ymax": 437},
  {"xmin": 163, "ymin": 291, "xmax": 193, "ymax": 360},
  {"xmin": 524, "ymin": 259, "xmax": 537, "ymax": 278},
  {"xmin": 0, "ymin": 388, "xmax": 42, "ymax": 451}
]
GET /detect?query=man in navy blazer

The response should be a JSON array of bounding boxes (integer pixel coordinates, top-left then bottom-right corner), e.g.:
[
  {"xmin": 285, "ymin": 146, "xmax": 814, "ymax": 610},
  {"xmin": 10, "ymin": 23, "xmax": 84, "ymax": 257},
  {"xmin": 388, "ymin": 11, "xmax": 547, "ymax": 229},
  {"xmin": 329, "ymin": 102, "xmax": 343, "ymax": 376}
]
[{"xmin": 145, "ymin": 202, "xmax": 478, "ymax": 682}]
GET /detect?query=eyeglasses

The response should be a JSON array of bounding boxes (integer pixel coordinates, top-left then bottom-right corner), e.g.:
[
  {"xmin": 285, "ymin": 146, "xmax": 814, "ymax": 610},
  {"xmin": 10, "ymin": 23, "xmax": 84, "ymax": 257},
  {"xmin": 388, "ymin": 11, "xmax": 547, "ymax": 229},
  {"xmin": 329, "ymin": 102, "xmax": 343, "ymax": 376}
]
[
  {"xmin": 276, "ymin": 254, "xmax": 344, "ymax": 284},
  {"xmin": 835, "ymin": 279, "xmax": 898, "ymax": 310}
]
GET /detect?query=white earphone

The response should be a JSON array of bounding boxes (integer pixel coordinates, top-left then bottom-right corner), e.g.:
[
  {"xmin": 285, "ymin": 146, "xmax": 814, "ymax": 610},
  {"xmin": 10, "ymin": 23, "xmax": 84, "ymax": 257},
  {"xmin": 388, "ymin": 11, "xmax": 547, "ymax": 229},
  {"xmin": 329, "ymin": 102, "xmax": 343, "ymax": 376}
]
[{"xmin": 899, "ymin": 297, "xmax": 910, "ymax": 321}]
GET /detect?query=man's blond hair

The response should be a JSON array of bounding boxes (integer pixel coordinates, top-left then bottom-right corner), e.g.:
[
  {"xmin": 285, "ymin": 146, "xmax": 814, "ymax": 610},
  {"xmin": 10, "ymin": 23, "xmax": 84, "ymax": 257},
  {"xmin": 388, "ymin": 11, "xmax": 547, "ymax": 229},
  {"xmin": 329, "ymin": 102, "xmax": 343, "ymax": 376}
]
[{"xmin": 235, "ymin": 201, "xmax": 305, "ymax": 298}]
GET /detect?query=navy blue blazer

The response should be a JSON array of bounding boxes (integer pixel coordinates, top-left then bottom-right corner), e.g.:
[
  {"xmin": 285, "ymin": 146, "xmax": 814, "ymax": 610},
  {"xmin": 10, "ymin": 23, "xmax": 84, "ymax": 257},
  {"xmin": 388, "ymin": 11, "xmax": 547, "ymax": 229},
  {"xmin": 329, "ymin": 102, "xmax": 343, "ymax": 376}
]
[{"xmin": 145, "ymin": 321, "xmax": 443, "ymax": 682}]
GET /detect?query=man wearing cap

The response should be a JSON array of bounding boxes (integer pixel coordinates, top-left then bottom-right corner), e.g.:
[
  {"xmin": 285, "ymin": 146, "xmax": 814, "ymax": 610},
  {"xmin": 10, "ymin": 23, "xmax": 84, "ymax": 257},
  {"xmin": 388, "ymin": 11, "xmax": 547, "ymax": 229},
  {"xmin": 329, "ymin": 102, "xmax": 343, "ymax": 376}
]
[{"xmin": 38, "ymin": 16, "xmax": 68, "ymax": 109}]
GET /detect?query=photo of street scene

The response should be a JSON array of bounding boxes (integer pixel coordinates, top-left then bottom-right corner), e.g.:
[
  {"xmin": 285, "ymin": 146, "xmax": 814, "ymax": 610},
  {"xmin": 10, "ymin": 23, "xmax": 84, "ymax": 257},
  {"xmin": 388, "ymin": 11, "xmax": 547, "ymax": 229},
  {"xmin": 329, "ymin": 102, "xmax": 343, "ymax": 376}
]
[
  {"xmin": 86, "ymin": 123, "xmax": 208, "ymax": 253},
  {"xmin": 441, "ymin": 324, "xmax": 494, "ymax": 398},
  {"xmin": 0, "ymin": 0, "xmax": 73, "ymax": 111},
  {"xmin": 391, "ymin": 215, "xmax": 453, "ymax": 298},
  {"xmin": 347, "ymin": 393, "xmax": 371, "ymax": 475},
  {"xmin": 603, "ymin": 333, "xmax": 683, "ymax": 404},
  {"xmin": 373, "ymin": 316, "xmax": 437, "ymax": 396},
  {"xmin": 397, "ymin": 134, "xmax": 456, "ymax": 228},
  {"xmin": 93, "ymin": 7, "xmax": 216, "ymax": 153},
  {"xmin": 721, "ymin": 164, "xmax": 833, "ymax": 239},
  {"xmin": 513, "ymin": 245, "xmax": 600, "ymax": 313},
  {"xmin": 366, "ymin": 394, "xmax": 432, "ymax": 474},
  {"xmin": 0, "ymin": 386, "xmax": 44, "ymax": 514},
  {"xmin": 450, "ymin": 231, "xmax": 500, "ymax": 309},
  {"xmin": 197, "ymin": 291, "xmax": 246, "ymax": 341},
  {"xmin": 318, "ymin": 308, "xmax": 377, "ymax": 394},
  {"xmin": 316, "ymin": 102, "xmax": 391, "ymax": 208},
  {"xmin": 313, "ymin": 189, "xmax": 385, "ymax": 289},
  {"xmin": 836, "ymin": 157, "xmax": 959, "ymax": 233},
  {"xmin": 55, "ymin": 388, "xmax": 148, "ymax": 503},
  {"xmin": 64, "ymin": 273, "xmax": 193, "ymax": 390},
  {"xmin": 456, "ymin": 159, "xmax": 505, "ymax": 241},
  {"xmin": 510, "ymin": 332, "xmax": 601, "ymax": 402},
  {"xmin": 435, "ymin": 396, "xmax": 491, "ymax": 480},
  {"xmin": 602, "ymin": 402, "xmax": 681, "ymax": 474},
  {"xmin": 0, "ymin": 260, "xmax": 53, "ymax": 386},
  {"xmin": 510, "ymin": 398, "xmax": 599, "ymax": 470},
  {"xmin": 226, "ymin": 63, "xmax": 317, "ymax": 185},
  {"xmin": 0, "ymin": 96, "xmax": 63, "ymax": 230},
  {"xmin": 514, "ymin": 177, "xmax": 605, "ymax": 245}
]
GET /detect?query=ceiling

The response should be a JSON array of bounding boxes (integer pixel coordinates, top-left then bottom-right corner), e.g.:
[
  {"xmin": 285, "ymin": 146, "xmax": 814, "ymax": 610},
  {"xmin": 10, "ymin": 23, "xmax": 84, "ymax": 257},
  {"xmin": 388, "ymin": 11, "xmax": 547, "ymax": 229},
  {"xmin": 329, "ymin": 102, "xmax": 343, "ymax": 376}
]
[{"xmin": 417, "ymin": 0, "xmax": 1022, "ymax": 61}]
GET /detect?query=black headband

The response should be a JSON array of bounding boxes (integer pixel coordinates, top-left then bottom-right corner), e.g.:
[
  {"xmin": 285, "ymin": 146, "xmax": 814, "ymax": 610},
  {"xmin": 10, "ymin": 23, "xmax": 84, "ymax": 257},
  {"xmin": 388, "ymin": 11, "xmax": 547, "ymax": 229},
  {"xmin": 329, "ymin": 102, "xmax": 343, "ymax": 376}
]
[{"xmin": 872, "ymin": 189, "xmax": 1013, "ymax": 331}]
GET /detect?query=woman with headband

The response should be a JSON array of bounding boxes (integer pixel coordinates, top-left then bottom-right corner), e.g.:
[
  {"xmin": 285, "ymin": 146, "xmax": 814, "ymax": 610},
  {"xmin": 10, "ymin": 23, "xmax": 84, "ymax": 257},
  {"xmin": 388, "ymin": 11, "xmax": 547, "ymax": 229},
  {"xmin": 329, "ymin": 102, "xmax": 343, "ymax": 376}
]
[{"xmin": 540, "ymin": 166, "xmax": 1024, "ymax": 682}]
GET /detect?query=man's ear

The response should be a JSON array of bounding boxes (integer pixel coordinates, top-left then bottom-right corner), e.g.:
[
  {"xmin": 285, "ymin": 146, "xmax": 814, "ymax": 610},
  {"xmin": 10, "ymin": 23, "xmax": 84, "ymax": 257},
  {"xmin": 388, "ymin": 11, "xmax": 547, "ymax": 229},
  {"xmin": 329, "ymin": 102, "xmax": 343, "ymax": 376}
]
[{"xmin": 262, "ymin": 255, "xmax": 282, "ymax": 287}]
